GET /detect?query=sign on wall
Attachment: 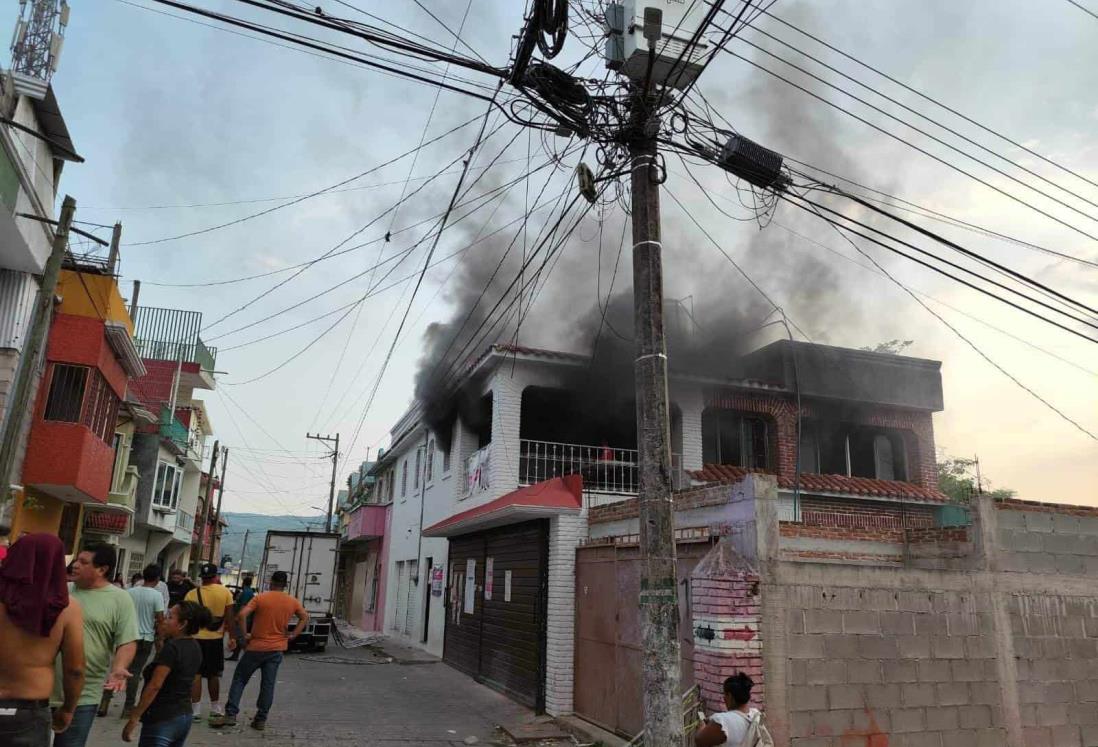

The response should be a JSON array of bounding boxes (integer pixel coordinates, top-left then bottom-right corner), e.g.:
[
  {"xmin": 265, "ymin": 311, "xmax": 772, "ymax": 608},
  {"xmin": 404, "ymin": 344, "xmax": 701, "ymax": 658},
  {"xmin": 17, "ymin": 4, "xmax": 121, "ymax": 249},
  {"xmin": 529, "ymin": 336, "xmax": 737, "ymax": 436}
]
[
  {"xmin": 504, "ymin": 570, "xmax": 512, "ymax": 603},
  {"xmin": 484, "ymin": 557, "xmax": 494, "ymax": 600},
  {"xmin": 431, "ymin": 565, "xmax": 444, "ymax": 597},
  {"xmin": 463, "ymin": 558, "xmax": 476, "ymax": 614}
]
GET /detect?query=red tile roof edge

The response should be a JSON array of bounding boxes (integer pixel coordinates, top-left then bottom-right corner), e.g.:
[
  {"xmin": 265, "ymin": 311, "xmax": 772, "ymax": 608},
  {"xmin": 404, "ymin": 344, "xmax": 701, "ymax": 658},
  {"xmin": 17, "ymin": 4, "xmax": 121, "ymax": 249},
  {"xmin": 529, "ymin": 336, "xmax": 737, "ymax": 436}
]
[{"xmin": 689, "ymin": 464, "xmax": 948, "ymax": 503}]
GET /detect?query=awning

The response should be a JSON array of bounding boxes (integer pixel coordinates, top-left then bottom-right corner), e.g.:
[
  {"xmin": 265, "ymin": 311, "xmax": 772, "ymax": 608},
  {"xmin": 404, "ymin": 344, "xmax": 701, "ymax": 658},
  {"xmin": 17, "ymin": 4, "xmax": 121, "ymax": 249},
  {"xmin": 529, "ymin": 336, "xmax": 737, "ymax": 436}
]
[{"xmin": 423, "ymin": 475, "xmax": 582, "ymax": 538}]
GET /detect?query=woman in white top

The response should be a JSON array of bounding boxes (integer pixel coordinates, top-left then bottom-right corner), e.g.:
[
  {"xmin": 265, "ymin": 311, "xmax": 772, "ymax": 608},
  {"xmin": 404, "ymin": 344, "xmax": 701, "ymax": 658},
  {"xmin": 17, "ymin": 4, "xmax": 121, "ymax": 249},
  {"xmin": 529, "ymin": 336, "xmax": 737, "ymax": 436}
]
[{"xmin": 694, "ymin": 673, "xmax": 761, "ymax": 747}]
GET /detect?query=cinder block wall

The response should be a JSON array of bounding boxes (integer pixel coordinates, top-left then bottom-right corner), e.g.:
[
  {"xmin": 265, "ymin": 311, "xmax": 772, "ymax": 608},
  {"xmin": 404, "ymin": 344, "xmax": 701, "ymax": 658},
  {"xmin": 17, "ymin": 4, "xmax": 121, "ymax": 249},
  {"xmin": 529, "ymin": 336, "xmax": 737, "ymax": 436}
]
[{"xmin": 688, "ymin": 487, "xmax": 1098, "ymax": 747}]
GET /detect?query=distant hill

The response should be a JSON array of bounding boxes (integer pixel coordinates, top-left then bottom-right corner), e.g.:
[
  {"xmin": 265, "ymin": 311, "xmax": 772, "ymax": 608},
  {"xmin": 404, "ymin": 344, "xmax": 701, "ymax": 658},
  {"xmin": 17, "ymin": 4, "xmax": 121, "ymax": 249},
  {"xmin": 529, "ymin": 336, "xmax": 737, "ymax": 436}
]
[{"xmin": 219, "ymin": 512, "xmax": 326, "ymax": 573}]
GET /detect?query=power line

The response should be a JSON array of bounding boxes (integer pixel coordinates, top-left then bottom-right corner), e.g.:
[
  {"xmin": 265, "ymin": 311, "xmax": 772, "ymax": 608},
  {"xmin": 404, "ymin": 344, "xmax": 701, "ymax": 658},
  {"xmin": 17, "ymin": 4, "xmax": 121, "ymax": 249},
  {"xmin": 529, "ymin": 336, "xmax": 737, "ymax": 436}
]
[
  {"xmin": 732, "ymin": 22, "xmax": 1098, "ymax": 215},
  {"xmin": 799, "ymin": 201, "xmax": 1097, "ymax": 441},
  {"xmin": 719, "ymin": 40, "xmax": 1098, "ymax": 243},
  {"xmin": 128, "ymin": 112, "xmax": 484, "ymax": 246},
  {"xmin": 781, "ymin": 191, "xmax": 1098, "ymax": 345},
  {"xmin": 747, "ymin": 4, "xmax": 1098, "ymax": 193},
  {"xmin": 1065, "ymin": 0, "xmax": 1098, "ymax": 20}
]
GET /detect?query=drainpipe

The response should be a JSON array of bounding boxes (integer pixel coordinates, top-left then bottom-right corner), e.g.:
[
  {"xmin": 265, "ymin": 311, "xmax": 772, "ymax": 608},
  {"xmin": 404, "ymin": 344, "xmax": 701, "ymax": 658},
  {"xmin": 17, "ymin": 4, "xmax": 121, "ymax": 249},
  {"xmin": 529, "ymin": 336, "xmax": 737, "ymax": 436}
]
[{"xmin": 413, "ymin": 428, "xmax": 428, "ymax": 585}]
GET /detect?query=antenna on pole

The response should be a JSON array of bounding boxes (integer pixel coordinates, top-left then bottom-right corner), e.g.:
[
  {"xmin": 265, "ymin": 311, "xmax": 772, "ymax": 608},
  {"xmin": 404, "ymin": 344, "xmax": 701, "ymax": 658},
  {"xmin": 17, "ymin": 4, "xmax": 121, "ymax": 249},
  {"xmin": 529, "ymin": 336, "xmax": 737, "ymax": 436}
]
[{"xmin": 9, "ymin": 0, "xmax": 69, "ymax": 98}]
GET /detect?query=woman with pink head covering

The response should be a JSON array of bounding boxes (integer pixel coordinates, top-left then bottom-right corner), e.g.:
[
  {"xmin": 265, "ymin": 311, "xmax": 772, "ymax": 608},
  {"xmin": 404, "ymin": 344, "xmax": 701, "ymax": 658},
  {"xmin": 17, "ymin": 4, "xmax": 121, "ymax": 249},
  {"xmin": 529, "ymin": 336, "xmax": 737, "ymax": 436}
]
[{"xmin": 0, "ymin": 534, "xmax": 86, "ymax": 746}]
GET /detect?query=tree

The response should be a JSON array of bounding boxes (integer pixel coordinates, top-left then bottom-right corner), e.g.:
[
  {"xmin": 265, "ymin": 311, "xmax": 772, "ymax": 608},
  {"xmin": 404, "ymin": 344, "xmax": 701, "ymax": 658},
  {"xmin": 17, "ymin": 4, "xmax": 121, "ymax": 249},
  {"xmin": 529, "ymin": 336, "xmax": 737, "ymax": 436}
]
[{"xmin": 937, "ymin": 456, "xmax": 1015, "ymax": 501}]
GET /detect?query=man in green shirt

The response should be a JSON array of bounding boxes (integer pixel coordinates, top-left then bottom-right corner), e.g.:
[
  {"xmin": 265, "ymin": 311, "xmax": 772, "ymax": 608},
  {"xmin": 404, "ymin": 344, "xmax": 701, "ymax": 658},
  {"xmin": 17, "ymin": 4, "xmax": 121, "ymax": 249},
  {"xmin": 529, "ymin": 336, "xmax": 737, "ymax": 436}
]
[{"xmin": 53, "ymin": 543, "xmax": 138, "ymax": 747}]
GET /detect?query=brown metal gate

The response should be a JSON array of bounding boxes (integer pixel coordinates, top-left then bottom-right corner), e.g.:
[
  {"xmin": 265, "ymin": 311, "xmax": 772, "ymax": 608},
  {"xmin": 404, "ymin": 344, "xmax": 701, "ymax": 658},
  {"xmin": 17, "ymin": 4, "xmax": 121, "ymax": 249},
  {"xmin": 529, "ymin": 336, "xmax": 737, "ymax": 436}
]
[
  {"xmin": 444, "ymin": 520, "xmax": 549, "ymax": 710},
  {"xmin": 574, "ymin": 540, "xmax": 711, "ymax": 737}
]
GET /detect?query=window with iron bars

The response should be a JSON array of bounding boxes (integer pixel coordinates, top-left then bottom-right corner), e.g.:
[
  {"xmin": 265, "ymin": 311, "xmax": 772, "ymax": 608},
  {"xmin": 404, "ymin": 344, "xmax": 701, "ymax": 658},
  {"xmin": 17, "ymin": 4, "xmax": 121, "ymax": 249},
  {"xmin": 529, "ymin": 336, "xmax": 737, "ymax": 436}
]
[
  {"xmin": 43, "ymin": 364, "xmax": 119, "ymax": 443},
  {"xmin": 425, "ymin": 438, "xmax": 434, "ymax": 483}
]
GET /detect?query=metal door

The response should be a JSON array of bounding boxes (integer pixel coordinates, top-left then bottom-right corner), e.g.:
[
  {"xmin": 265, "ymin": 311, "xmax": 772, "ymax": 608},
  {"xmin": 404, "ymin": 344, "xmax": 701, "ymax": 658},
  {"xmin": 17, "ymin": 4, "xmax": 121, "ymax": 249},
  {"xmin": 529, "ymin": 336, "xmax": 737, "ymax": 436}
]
[
  {"xmin": 444, "ymin": 520, "xmax": 548, "ymax": 710},
  {"xmin": 574, "ymin": 540, "xmax": 711, "ymax": 737}
]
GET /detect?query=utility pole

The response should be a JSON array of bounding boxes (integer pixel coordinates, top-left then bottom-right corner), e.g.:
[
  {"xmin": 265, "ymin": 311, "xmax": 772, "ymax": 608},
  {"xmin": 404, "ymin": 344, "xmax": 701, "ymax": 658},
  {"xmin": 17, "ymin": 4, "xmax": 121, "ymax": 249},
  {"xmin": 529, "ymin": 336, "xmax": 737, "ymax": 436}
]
[
  {"xmin": 192, "ymin": 439, "xmax": 219, "ymax": 578},
  {"xmin": 106, "ymin": 221, "xmax": 122, "ymax": 276},
  {"xmin": 0, "ymin": 195, "xmax": 76, "ymax": 533},
  {"xmin": 629, "ymin": 94, "xmax": 683, "ymax": 744},
  {"xmin": 306, "ymin": 433, "xmax": 340, "ymax": 533},
  {"xmin": 207, "ymin": 446, "xmax": 228, "ymax": 563},
  {"xmin": 238, "ymin": 528, "xmax": 251, "ymax": 575}
]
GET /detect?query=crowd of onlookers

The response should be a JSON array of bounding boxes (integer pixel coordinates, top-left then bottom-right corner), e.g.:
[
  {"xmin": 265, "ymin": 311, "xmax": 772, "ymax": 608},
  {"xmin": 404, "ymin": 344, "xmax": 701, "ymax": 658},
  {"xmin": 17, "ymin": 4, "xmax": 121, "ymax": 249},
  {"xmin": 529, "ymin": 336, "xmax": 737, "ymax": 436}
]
[{"xmin": 0, "ymin": 533, "xmax": 309, "ymax": 747}]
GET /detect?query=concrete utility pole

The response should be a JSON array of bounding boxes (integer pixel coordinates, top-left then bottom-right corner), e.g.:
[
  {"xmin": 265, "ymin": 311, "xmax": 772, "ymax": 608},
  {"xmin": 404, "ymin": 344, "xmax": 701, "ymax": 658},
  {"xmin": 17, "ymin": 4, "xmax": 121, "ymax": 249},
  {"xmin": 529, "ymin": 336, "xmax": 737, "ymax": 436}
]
[
  {"xmin": 239, "ymin": 528, "xmax": 250, "ymax": 574},
  {"xmin": 106, "ymin": 222, "xmax": 122, "ymax": 276},
  {"xmin": 192, "ymin": 439, "xmax": 219, "ymax": 578},
  {"xmin": 207, "ymin": 446, "xmax": 228, "ymax": 563},
  {"xmin": 629, "ymin": 99, "xmax": 683, "ymax": 745},
  {"xmin": 306, "ymin": 432, "xmax": 340, "ymax": 533},
  {"xmin": 0, "ymin": 195, "xmax": 76, "ymax": 532}
]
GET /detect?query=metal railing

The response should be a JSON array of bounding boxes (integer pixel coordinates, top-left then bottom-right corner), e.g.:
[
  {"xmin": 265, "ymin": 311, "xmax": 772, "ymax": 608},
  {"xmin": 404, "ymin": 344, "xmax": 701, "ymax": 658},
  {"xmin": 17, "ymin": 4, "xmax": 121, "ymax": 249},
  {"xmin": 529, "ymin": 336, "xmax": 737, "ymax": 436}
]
[
  {"xmin": 519, "ymin": 439, "xmax": 684, "ymax": 504},
  {"xmin": 158, "ymin": 406, "xmax": 188, "ymax": 448},
  {"xmin": 176, "ymin": 510, "xmax": 194, "ymax": 531},
  {"xmin": 133, "ymin": 339, "xmax": 219, "ymax": 371}
]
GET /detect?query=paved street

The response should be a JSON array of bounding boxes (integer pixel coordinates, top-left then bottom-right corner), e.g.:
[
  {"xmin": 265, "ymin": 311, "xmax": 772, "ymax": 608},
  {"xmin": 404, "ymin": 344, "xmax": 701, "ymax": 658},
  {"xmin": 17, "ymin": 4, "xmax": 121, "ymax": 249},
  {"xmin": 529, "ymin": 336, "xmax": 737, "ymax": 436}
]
[{"xmin": 85, "ymin": 640, "xmax": 559, "ymax": 747}]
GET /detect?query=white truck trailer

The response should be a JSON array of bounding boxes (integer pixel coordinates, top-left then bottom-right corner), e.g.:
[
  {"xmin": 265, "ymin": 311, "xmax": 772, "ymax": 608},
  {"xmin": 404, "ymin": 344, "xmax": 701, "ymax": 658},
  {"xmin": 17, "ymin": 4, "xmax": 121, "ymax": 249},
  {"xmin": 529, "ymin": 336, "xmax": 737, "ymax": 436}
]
[{"xmin": 257, "ymin": 530, "xmax": 340, "ymax": 652}]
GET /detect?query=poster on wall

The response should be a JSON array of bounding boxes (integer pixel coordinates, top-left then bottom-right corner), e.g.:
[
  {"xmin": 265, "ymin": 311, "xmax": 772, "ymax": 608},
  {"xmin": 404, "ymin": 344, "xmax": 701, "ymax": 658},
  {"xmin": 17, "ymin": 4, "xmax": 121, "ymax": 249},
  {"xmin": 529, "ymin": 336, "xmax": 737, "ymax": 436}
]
[
  {"xmin": 463, "ymin": 559, "xmax": 476, "ymax": 614},
  {"xmin": 431, "ymin": 565, "xmax": 444, "ymax": 597},
  {"xmin": 484, "ymin": 557, "xmax": 494, "ymax": 600},
  {"xmin": 504, "ymin": 570, "xmax": 512, "ymax": 602}
]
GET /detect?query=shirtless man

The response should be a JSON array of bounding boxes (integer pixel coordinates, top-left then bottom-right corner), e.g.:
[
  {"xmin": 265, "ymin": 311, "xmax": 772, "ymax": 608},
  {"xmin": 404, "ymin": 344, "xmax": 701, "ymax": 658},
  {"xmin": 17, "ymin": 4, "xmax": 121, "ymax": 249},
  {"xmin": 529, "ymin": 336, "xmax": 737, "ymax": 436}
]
[{"xmin": 0, "ymin": 534, "xmax": 85, "ymax": 747}]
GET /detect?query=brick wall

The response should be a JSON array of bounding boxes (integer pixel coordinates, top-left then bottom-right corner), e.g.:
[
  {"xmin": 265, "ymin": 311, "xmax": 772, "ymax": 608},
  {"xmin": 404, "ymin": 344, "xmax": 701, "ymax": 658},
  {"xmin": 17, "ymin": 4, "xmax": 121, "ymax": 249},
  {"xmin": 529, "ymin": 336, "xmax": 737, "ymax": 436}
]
[
  {"xmin": 690, "ymin": 540, "xmax": 763, "ymax": 713},
  {"xmin": 588, "ymin": 482, "xmax": 735, "ymax": 524},
  {"xmin": 544, "ymin": 512, "xmax": 587, "ymax": 716}
]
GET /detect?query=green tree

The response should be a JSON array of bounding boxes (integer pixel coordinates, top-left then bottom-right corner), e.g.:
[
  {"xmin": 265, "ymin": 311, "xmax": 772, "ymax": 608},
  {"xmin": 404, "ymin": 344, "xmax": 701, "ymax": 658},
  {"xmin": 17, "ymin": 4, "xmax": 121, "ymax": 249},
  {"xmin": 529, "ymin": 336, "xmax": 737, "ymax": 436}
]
[{"xmin": 937, "ymin": 456, "xmax": 1015, "ymax": 501}]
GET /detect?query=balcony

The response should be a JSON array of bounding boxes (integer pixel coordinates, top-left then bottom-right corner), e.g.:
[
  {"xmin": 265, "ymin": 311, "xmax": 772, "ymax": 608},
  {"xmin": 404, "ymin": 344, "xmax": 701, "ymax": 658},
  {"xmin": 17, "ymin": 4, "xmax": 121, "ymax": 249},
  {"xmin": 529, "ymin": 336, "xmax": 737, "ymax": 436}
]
[
  {"xmin": 174, "ymin": 510, "xmax": 195, "ymax": 543},
  {"xmin": 159, "ymin": 407, "xmax": 188, "ymax": 452},
  {"xmin": 131, "ymin": 306, "xmax": 218, "ymax": 371},
  {"xmin": 23, "ymin": 421, "xmax": 114, "ymax": 504},
  {"xmin": 345, "ymin": 502, "xmax": 389, "ymax": 542},
  {"xmin": 108, "ymin": 465, "xmax": 140, "ymax": 513},
  {"xmin": 519, "ymin": 439, "xmax": 685, "ymax": 508}
]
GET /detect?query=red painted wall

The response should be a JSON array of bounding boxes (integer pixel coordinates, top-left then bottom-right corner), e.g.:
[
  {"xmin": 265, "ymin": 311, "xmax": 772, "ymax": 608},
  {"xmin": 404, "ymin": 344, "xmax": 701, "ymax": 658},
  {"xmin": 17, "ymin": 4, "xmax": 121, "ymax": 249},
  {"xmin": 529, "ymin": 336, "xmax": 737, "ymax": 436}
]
[
  {"xmin": 45, "ymin": 314, "xmax": 127, "ymax": 396},
  {"xmin": 22, "ymin": 420, "xmax": 114, "ymax": 503}
]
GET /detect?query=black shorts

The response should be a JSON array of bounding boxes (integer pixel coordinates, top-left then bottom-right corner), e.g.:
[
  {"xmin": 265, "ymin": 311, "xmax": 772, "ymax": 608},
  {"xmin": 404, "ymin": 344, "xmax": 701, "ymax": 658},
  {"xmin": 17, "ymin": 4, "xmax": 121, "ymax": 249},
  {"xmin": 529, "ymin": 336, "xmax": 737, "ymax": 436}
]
[{"xmin": 197, "ymin": 638, "xmax": 225, "ymax": 677}]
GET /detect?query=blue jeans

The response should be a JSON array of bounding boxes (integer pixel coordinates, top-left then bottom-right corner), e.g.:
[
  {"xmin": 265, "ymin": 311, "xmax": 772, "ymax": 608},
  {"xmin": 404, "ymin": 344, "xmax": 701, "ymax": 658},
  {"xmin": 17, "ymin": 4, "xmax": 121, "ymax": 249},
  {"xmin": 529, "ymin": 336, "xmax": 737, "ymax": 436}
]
[
  {"xmin": 225, "ymin": 651, "xmax": 283, "ymax": 722},
  {"xmin": 137, "ymin": 713, "xmax": 191, "ymax": 747},
  {"xmin": 51, "ymin": 704, "xmax": 97, "ymax": 747}
]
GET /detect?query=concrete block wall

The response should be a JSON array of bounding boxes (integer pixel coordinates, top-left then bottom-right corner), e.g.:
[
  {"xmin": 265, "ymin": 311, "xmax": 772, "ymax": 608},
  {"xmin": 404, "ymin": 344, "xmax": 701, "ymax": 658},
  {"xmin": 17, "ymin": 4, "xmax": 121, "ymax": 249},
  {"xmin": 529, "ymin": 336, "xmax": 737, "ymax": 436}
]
[
  {"xmin": 544, "ymin": 511, "xmax": 587, "ymax": 716},
  {"xmin": 1009, "ymin": 594, "xmax": 1098, "ymax": 747},
  {"xmin": 997, "ymin": 502, "xmax": 1098, "ymax": 576},
  {"xmin": 778, "ymin": 584, "xmax": 1006, "ymax": 747}
]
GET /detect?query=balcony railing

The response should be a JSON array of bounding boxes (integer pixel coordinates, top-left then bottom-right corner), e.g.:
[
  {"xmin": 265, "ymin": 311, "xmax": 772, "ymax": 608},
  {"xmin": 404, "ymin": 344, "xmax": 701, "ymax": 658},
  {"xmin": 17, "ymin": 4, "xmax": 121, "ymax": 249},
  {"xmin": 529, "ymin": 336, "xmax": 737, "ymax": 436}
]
[
  {"xmin": 519, "ymin": 439, "xmax": 685, "ymax": 506},
  {"xmin": 131, "ymin": 304, "xmax": 218, "ymax": 371},
  {"xmin": 159, "ymin": 407, "xmax": 188, "ymax": 449},
  {"xmin": 176, "ymin": 510, "xmax": 194, "ymax": 532},
  {"xmin": 108, "ymin": 465, "xmax": 140, "ymax": 512}
]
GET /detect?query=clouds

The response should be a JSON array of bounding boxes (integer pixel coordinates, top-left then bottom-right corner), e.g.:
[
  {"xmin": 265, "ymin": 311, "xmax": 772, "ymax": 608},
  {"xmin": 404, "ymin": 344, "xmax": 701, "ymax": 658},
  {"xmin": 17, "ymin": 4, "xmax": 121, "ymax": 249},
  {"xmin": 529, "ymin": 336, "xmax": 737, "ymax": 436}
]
[{"xmin": 49, "ymin": 0, "xmax": 1098, "ymax": 509}]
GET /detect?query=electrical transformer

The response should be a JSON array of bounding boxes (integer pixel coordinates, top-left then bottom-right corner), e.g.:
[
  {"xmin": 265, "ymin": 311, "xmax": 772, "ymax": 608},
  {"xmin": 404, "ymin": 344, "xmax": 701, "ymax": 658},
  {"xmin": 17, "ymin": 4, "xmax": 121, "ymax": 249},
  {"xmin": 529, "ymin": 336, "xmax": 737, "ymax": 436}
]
[{"xmin": 604, "ymin": 0, "xmax": 714, "ymax": 90}]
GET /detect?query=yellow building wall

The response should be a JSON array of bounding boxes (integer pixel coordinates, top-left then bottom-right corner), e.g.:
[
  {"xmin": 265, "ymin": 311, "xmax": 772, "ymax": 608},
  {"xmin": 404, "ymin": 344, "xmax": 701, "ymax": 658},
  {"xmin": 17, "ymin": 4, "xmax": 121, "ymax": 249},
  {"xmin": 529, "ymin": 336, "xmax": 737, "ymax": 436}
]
[
  {"xmin": 56, "ymin": 270, "xmax": 134, "ymax": 334},
  {"xmin": 9, "ymin": 489, "xmax": 65, "ymax": 537}
]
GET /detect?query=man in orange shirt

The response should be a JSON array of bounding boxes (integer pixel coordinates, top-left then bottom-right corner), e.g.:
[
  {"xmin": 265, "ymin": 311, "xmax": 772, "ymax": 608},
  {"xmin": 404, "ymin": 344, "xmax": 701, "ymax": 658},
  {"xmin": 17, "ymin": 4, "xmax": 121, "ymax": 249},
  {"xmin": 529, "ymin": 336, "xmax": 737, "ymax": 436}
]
[{"xmin": 210, "ymin": 571, "xmax": 308, "ymax": 731}]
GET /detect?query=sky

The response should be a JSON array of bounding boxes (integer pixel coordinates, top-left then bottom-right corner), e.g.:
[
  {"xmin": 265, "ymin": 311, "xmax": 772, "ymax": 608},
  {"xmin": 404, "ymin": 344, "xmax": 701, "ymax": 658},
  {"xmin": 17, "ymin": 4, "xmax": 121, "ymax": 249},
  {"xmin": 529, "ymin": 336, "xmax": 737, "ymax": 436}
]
[{"xmin": 41, "ymin": 0, "xmax": 1098, "ymax": 512}]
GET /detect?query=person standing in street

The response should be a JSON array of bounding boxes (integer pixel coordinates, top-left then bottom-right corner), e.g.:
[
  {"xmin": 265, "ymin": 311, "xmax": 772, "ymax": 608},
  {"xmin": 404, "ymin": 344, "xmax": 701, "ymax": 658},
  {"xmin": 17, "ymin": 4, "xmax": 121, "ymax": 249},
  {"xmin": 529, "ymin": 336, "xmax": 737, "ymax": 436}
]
[
  {"xmin": 0, "ymin": 534, "xmax": 85, "ymax": 747},
  {"xmin": 211, "ymin": 571, "xmax": 309, "ymax": 731},
  {"xmin": 120, "ymin": 565, "xmax": 167, "ymax": 719},
  {"xmin": 54, "ymin": 542, "xmax": 139, "ymax": 747},
  {"xmin": 184, "ymin": 563, "xmax": 234, "ymax": 723},
  {"xmin": 225, "ymin": 575, "xmax": 255, "ymax": 663},
  {"xmin": 121, "ymin": 601, "xmax": 209, "ymax": 746},
  {"xmin": 166, "ymin": 570, "xmax": 193, "ymax": 609}
]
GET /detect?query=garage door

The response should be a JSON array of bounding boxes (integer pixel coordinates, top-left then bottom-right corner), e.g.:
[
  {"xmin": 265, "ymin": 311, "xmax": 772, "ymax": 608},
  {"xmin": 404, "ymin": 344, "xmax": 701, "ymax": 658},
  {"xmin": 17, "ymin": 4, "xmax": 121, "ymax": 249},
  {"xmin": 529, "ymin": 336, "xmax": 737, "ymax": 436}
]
[{"xmin": 444, "ymin": 520, "xmax": 548, "ymax": 710}]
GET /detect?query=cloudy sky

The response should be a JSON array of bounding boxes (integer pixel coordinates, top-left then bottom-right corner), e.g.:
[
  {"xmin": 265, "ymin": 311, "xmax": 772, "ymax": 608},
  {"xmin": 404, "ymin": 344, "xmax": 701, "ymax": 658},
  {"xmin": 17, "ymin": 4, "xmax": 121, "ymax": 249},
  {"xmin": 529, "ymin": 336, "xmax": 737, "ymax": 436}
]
[{"xmin": 45, "ymin": 0, "xmax": 1098, "ymax": 512}]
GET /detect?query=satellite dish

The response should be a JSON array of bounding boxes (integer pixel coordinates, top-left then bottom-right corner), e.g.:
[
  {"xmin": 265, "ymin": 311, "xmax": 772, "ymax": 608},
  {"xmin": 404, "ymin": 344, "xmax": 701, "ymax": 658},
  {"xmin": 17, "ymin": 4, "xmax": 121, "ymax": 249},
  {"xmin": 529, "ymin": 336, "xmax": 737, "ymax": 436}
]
[{"xmin": 576, "ymin": 162, "xmax": 596, "ymax": 204}]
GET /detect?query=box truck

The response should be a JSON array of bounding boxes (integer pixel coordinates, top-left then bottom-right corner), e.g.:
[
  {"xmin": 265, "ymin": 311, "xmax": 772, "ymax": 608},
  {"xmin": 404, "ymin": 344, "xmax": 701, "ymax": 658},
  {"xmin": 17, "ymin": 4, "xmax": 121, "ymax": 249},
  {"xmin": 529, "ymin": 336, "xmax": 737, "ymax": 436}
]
[{"xmin": 257, "ymin": 530, "xmax": 339, "ymax": 652}]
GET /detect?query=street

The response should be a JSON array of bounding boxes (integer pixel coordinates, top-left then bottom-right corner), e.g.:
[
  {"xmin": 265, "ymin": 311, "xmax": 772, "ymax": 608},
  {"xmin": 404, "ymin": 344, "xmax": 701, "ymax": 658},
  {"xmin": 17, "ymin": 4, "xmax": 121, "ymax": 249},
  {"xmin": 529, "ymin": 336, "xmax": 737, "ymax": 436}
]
[{"xmin": 86, "ymin": 640, "xmax": 573, "ymax": 747}]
